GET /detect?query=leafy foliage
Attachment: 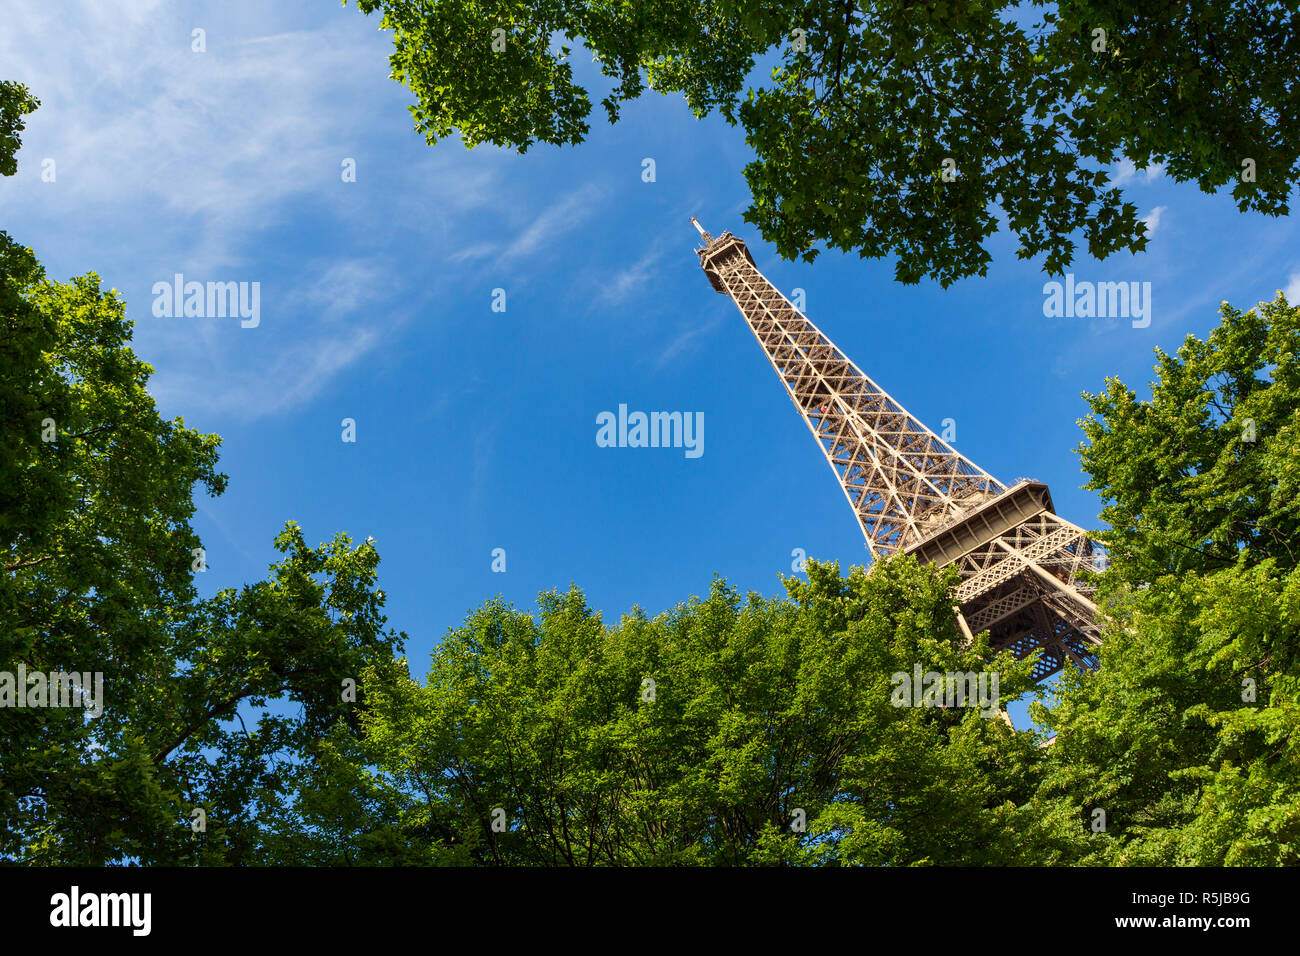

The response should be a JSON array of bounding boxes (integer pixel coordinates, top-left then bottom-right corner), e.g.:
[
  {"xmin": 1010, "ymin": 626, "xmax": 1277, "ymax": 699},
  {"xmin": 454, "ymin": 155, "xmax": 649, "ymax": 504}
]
[
  {"xmin": 4, "ymin": 73, "xmax": 1298, "ymax": 864},
  {"xmin": 0, "ymin": 81, "xmax": 38, "ymax": 178},
  {"xmin": 1079, "ymin": 295, "xmax": 1300, "ymax": 581},
  {"xmin": 0, "ymin": 235, "xmax": 407, "ymax": 863},
  {"xmin": 1031, "ymin": 295, "xmax": 1300, "ymax": 865},
  {"xmin": 346, "ymin": 559, "xmax": 1048, "ymax": 865},
  {"xmin": 345, "ymin": 1, "xmax": 1300, "ymax": 284},
  {"xmin": 0, "ymin": 93, "xmax": 406, "ymax": 863}
]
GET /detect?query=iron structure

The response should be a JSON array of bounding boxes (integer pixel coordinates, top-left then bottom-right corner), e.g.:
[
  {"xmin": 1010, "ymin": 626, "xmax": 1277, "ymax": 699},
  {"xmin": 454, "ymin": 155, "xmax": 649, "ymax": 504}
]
[{"xmin": 691, "ymin": 219, "xmax": 1102, "ymax": 680}]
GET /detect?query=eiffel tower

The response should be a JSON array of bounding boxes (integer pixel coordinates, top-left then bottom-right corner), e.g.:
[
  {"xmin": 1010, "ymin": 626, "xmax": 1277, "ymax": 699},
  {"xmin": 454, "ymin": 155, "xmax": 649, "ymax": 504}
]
[{"xmin": 691, "ymin": 219, "xmax": 1102, "ymax": 680}]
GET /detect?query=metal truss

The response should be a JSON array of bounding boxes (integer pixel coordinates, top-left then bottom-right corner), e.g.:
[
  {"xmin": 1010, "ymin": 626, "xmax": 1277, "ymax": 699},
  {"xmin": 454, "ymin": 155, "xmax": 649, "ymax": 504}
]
[{"xmin": 692, "ymin": 221, "xmax": 1103, "ymax": 680}]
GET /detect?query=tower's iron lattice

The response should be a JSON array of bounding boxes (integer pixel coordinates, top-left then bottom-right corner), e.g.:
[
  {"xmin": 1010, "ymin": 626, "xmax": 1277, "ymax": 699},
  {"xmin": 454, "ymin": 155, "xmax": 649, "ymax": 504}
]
[{"xmin": 691, "ymin": 220, "xmax": 1101, "ymax": 680}]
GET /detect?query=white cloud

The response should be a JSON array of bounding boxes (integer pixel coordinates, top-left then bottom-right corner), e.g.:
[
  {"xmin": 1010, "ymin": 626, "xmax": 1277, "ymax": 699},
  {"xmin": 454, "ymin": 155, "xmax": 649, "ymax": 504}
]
[
  {"xmin": 144, "ymin": 257, "xmax": 400, "ymax": 420},
  {"xmin": 504, "ymin": 183, "xmax": 606, "ymax": 262},
  {"xmin": 3, "ymin": 15, "xmax": 394, "ymax": 252},
  {"xmin": 298, "ymin": 260, "xmax": 389, "ymax": 322},
  {"xmin": 656, "ymin": 316, "xmax": 723, "ymax": 369},
  {"xmin": 1141, "ymin": 205, "xmax": 1167, "ymax": 236},
  {"xmin": 1284, "ymin": 272, "xmax": 1300, "ymax": 304},
  {"xmin": 0, "ymin": 2, "xmax": 508, "ymax": 422},
  {"xmin": 448, "ymin": 243, "xmax": 502, "ymax": 264},
  {"xmin": 1111, "ymin": 159, "xmax": 1164, "ymax": 187},
  {"xmin": 450, "ymin": 183, "xmax": 609, "ymax": 270},
  {"xmin": 598, "ymin": 240, "xmax": 670, "ymax": 306}
]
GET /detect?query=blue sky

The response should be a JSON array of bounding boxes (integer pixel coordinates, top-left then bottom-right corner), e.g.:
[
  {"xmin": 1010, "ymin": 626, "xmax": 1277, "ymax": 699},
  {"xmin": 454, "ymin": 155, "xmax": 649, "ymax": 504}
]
[{"xmin": 4, "ymin": 1, "xmax": 1298, "ymax": 729}]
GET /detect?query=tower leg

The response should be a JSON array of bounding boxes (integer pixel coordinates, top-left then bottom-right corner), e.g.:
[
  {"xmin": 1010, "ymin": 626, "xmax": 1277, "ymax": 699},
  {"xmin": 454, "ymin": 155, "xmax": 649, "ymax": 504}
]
[{"xmin": 955, "ymin": 609, "xmax": 976, "ymax": 646}]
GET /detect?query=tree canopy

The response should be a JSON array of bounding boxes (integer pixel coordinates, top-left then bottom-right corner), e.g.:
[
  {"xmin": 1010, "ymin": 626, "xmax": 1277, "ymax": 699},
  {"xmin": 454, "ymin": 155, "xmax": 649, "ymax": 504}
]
[
  {"xmin": 263, "ymin": 294, "xmax": 1300, "ymax": 865},
  {"xmin": 4, "ymin": 77, "xmax": 1298, "ymax": 865},
  {"xmin": 340, "ymin": 560, "xmax": 1051, "ymax": 866},
  {"xmin": 4, "ymin": 213, "xmax": 1297, "ymax": 860},
  {"xmin": 1028, "ymin": 294, "xmax": 1300, "ymax": 865},
  {"xmin": 0, "ymin": 81, "xmax": 38, "ymax": 178},
  {"xmin": 343, "ymin": 1, "xmax": 1300, "ymax": 285},
  {"xmin": 0, "ymin": 228, "xmax": 408, "ymax": 862},
  {"xmin": 0, "ymin": 89, "xmax": 407, "ymax": 863}
]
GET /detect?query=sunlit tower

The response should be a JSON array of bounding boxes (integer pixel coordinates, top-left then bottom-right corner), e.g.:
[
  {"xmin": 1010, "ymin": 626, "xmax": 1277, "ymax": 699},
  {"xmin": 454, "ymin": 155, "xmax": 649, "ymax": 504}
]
[{"xmin": 690, "ymin": 219, "xmax": 1102, "ymax": 679}]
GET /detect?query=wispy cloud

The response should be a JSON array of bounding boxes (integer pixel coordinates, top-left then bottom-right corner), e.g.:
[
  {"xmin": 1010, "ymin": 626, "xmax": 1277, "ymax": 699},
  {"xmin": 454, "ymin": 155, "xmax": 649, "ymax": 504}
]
[
  {"xmin": 0, "ymin": 3, "xmax": 500, "ymax": 423},
  {"xmin": 3, "ymin": 15, "xmax": 400, "ymax": 258},
  {"xmin": 1141, "ymin": 205, "xmax": 1167, "ymax": 236},
  {"xmin": 1112, "ymin": 159, "xmax": 1165, "ymax": 187},
  {"xmin": 448, "ymin": 243, "xmax": 501, "ymax": 265},
  {"xmin": 451, "ymin": 183, "xmax": 609, "ymax": 270},
  {"xmin": 598, "ymin": 239, "xmax": 671, "ymax": 307},
  {"xmin": 298, "ymin": 260, "xmax": 390, "ymax": 321},
  {"xmin": 656, "ymin": 316, "xmax": 723, "ymax": 369},
  {"xmin": 145, "ymin": 257, "xmax": 400, "ymax": 420},
  {"xmin": 1284, "ymin": 272, "xmax": 1300, "ymax": 304},
  {"xmin": 505, "ymin": 183, "xmax": 606, "ymax": 263}
]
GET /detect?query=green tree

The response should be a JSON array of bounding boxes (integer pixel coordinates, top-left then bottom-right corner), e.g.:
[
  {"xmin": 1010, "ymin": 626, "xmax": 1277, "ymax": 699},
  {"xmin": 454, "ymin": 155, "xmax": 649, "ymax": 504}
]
[
  {"xmin": 343, "ymin": 1, "xmax": 1299, "ymax": 285},
  {"xmin": 0, "ymin": 81, "xmax": 38, "ymax": 178},
  {"xmin": 1031, "ymin": 294, "xmax": 1300, "ymax": 865},
  {"xmin": 1, "ymin": 92, "xmax": 406, "ymax": 863},
  {"xmin": 351, "ymin": 557, "xmax": 1062, "ymax": 865},
  {"xmin": 0, "ymin": 233, "xmax": 407, "ymax": 863}
]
